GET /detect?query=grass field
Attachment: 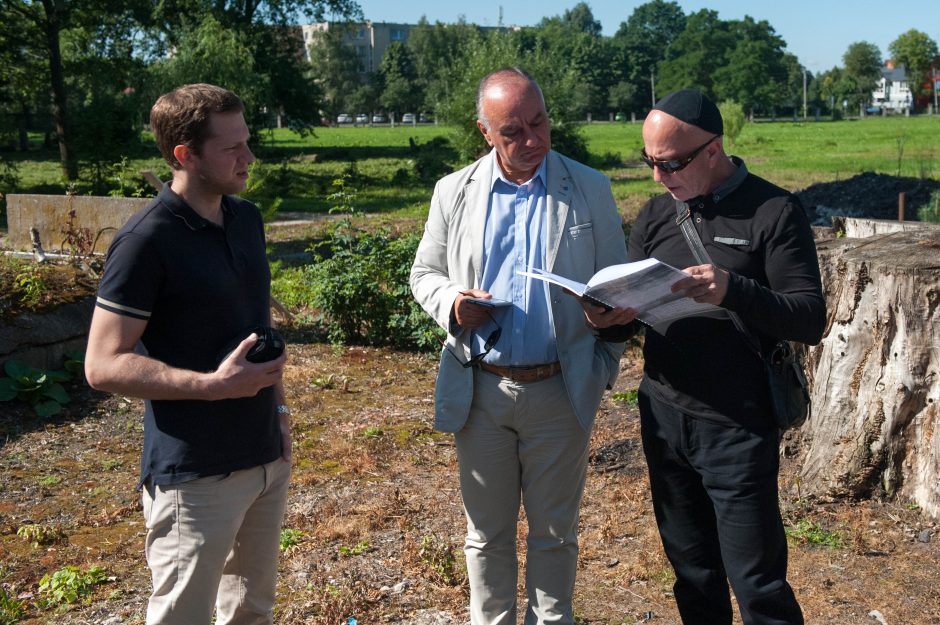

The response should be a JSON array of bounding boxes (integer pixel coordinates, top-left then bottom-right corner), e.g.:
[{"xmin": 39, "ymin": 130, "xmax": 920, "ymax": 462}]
[{"xmin": 4, "ymin": 116, "xmax": 939, "ymax": 222}]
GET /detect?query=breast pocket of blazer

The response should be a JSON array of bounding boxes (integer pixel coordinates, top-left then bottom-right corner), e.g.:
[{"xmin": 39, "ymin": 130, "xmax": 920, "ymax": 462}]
[{"xmin": 568, "ymin": 222, "xmax": 594, "ymax": 241}]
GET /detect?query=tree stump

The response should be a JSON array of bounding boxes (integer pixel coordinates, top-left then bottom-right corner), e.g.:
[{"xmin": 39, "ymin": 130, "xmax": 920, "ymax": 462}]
[{"xmin": 797, "ymin": 221, "xmax": 940, "ymax": 519}]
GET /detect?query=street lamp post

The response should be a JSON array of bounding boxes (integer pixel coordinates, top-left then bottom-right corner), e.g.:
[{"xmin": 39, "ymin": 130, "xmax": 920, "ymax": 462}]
[{"xmin": 803, "ymin": 70, "xmax": 808, "ymax": 120}]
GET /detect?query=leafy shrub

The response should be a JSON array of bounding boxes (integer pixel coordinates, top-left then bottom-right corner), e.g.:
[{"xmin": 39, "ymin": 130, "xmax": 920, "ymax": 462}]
[
  {"xmin": 275, "ymin": 225, "xmax": 442, "ymax": 350},
  {"xmin": 409, "ymin": 136, "xmax": 458, "ymax": 183},
  {"xmin": 719, "ymin": 100, "xmax": 746, "ymax": 148},
  {"xmin": 17, "ymin": 523, "xmax": 66, "ymax": 548},
  {"xmin": 0, "ymin": 360, "xmax": 71, "ymax": 417},
  {"xmin": 38, "ymin": 565, "xmax": 107, "ymax": 607},
  {"xmin": 918, "ymin": 190, "xmax": 940, "ymax": 223}
]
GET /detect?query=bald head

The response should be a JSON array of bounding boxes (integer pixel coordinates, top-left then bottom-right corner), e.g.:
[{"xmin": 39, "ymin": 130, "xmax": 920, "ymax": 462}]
[
  {"xmin": 475, "ymin": 67, "xmax": 551, "ymax": 185},
  {"xmin": 641, "ymin": 109, "xmax": 734, "ymax": 201},
  {"xmin": 476, "ymin": 68, "xmax": 545, "ymax": 130}
]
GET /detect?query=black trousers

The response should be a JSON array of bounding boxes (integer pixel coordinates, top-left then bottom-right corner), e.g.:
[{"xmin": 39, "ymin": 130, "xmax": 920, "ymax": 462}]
[{"xmin": 639, "ymin": 386, "xmax": 803, "ymax": 625}]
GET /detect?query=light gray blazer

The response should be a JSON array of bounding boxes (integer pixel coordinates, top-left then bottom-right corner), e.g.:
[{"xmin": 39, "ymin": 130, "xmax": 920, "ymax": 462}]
[{"xmin": 410, "ymin": 150, "xmax": 628, "ymax": 433}]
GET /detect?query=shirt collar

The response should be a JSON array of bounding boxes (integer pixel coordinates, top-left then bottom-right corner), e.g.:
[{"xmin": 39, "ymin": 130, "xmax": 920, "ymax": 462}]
[
  {"xmin": 489, "ymin": 148, "xmax": 547, "ymax": 192},
  {"xmin": 708, "ymin": 156, "xmax": 748, "ymax": 203},
  {"xmin": 160, "ymin": 183, "xmax": 237, "ymax": 230}
]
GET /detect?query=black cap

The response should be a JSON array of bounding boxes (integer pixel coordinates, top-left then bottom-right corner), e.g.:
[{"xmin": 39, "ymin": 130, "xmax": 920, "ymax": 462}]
[{"xmin": 652, "ymin": 89, "xmax": 723, "ymax": 135}]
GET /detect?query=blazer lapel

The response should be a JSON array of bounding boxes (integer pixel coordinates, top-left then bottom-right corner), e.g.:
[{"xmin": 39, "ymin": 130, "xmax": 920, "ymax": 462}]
[
  {"xmin": 465, "ymin": 152, "xmax": 494, "ymax": 286},
  {"xmin": 545, "ymin": 151, "xmax": 571, "ymax": 271}
]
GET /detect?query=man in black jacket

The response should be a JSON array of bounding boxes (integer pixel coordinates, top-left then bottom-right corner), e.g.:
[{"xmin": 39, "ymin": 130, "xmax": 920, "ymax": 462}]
[{"xmin": 605, "ymin": 89, "xmax": 825, "ymax": 625}]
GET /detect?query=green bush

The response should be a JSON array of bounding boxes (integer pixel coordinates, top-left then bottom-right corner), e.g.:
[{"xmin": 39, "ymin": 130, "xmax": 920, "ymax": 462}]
[
  {"xmin": 918, "ymin": 190, "xmax": 940, "ymax": 223},
  {"xmin": 274, "ymin": 226, "xmax": 442, "ymax": 350},
  {"xmin": 718, "ymin": 100, "xmax": 746, "ymax": 148}
]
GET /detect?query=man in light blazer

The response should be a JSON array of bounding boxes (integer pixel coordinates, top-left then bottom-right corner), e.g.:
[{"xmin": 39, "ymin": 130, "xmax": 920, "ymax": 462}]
[{"xmin": 411, "ymin": 67, "xmax": 631, "ymax": 625}]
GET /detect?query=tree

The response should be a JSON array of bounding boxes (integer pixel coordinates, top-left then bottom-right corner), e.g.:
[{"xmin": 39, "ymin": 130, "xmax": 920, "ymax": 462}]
[
  {"xmin": 150, "ymin": 0, "xmax": 361, "ymax": 130},
  {"xmin": 888, "ymin": 29, "xmax": 939, "ymax": 100},
  {"xmin": 561, "ymin": 2, "xmax": 602, "ymax": 37},
  {"xmin": 843, "ymin": 41, "xmax": 883, "ymax": 106},
  {"xmin": 150, "ymin": 16, "xmax": 270, "ymax": 127},
  {"xmin": 607, "ymin": 81, "xmax": 637, "ymax": 116},
  {"xmin": 718, "ymin": 100, "xmax": 744, "ymax": 147},
  {"xmin": 1, "ymin": 0, "xmax": 79, "ymax": 179},
  {"xmin": 0, "ymin": 0, "xmax": 155, "ymax": 181},
  {"xmin": 436, "ymin": 29, "xmax": 589, "ymax": 162},
  {"xmin": 0, "ymin": 6, "xmax": 47, "ymax": 152},
  {"xmin": 378, "ymin": 42, "xmax": 421, "ymax": 116},
  {"xmin": 613, "ymin": 0, "xmax": 686, "ymax": 110},
  {"xmin": 408, "ymin": 17, "xmax": 482, "ymax": 114},
  {"xmin": 712, "ymin": 17, "xmax": 790, "ymax": 116},
  {"xmin": 656, "ymin": 9, "xmax": 733, "ymax": 99},
  {"xmin": 306, "ymin": 26, "xmax": 366, "ymax": 118}
]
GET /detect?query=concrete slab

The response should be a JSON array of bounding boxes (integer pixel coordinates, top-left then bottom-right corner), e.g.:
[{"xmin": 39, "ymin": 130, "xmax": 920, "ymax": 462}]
[{"xmin": 6, "ymin": 194, "xmax": 151, "ymax": 253}]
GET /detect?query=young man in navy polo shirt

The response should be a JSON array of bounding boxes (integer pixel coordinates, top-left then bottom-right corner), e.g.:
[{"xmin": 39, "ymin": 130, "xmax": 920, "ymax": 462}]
[{"xmin": 85, "ymin": 83, "xmax": 291, "ymax": 625}]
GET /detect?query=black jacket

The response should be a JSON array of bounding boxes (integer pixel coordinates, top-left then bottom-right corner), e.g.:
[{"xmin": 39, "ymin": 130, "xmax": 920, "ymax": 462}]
[{"xmin": 626, "ymin": 163, "xmax": 826, "ymax": 427}]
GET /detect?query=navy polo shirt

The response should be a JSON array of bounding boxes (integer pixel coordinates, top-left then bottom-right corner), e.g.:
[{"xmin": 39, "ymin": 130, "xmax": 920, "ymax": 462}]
[{"xmin": 96, "ymin": 183, "xmax": 281, "ymax": 486}]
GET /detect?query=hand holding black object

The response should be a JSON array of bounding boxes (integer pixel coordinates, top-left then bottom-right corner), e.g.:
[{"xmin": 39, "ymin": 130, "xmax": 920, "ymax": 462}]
[{"xmin": 218, "ymin": 325, "xmax": 285, "ymax": 365}]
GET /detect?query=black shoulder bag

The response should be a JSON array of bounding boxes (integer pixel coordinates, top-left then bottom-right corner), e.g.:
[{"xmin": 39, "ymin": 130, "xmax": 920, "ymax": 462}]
[{"xmin": 674, "ymin": 201, "xmax": 810, "ymax": 430}]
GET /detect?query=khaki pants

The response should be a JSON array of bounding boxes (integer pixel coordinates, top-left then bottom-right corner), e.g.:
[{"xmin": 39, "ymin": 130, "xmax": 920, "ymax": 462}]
[
  {"xmin": 456, "ymin": 369, "xmax": 591, "ymax": 625},
  {"xmin": 141, "ymin": 458, "xmax": 291, "ymax": 625}
]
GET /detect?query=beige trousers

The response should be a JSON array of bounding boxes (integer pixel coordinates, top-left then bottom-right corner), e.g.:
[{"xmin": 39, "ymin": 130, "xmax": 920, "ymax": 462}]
[
  {"xmin": 141, "ymin": 457, "xmax": 291, "ymax": 625},
  {"xmin": 455, "ymin": 368, "xmax": 592, "ymax": 625}
]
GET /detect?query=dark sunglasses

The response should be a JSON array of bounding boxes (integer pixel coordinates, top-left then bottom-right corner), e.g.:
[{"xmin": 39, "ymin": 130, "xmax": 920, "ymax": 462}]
[
  {"xmin": 443, "ymin": 315, "xmax": 502, "ymax": 368},
  {"xmin": 640, "ymin": 135, "xmax": 719, "ymax": 174}
]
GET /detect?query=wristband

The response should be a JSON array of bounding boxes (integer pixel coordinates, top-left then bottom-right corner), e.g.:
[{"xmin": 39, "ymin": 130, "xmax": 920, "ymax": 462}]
[{"xmin": 276, "ymin": 405, "xmax": 291, "ymax": 415}]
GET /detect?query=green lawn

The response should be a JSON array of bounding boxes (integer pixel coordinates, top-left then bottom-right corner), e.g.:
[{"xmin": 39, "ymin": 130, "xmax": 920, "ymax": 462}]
[{"xmin": 4, "ymin": 116, "xmax": 938, "ymax": 222}]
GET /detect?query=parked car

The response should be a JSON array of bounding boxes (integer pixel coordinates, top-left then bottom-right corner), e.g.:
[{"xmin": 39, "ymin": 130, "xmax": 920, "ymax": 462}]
[
  {"xmin": 614, "ymin": 112, "xmax": 626, "ymax": 122},
  {"xmin": 372, "ymin": 114, "xmax": 387, "ymax": 124},
  {"xmin": 418, "ymin": 113, "xmax": 433, "ymax": 123},
  {"xmin": 354, "ymin": 113, "xmax": 369, "ymax": 124},
  {"xmin": 336, "ymin": 113, "xmax": 353, "ymax": 124},
  {"xmin": 401, "ymin": 113, "xmax": 416, "ymax": 124}
]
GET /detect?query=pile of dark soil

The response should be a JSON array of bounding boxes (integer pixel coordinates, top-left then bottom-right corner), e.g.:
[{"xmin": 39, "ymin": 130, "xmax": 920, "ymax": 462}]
[{"xmin": 797, "ymin": 172, "xmax": 940, "ymax": 225}]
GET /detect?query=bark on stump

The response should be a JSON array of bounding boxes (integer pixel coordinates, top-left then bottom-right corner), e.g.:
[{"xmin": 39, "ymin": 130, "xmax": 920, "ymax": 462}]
[{"xmin": 797, "ymin": 222, "xmax": 940, "ymax": 519}]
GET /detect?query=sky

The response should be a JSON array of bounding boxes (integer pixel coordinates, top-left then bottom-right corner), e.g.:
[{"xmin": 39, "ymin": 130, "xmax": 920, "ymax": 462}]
[{"xmin": 337, "ymin": 0, "xmax": 940, "ymax": 74}]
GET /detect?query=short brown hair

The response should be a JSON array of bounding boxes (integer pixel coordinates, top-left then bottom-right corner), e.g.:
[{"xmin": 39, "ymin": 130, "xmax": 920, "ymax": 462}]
[{"xmin": 150, "ymin": 84, "xmax": 245, "ymax": 169}]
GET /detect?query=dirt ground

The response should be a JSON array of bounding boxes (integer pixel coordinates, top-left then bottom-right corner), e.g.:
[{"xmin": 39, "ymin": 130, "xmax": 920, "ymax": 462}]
[{"xmin": 1, "ymin": 339, "xmax": 938, "ymax": 625}]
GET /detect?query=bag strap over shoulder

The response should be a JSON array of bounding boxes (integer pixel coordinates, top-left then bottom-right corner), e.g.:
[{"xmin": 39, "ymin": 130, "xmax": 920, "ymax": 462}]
[{"xmin": 674, "ymin": 199, "xmax": 763, "ymax": 355}]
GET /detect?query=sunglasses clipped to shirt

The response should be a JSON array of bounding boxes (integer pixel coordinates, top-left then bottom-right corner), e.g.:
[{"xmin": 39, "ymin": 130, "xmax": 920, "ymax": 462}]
[
  {"xmin": 640, "ymin": 134, "xmax": 719, "ymax": 174},
  {"xmin": 443, "ymin": 314, "xmax": 502, "ymax": 368}
]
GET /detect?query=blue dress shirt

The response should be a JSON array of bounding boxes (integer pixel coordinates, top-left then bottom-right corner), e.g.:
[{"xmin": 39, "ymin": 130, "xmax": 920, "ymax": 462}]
[{"xmin": 471, "ymin": 150, "xmax": 558, "ymax": 366}]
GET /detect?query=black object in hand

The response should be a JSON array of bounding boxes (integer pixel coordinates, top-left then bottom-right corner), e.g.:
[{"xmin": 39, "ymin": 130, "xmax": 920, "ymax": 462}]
[{"xmin": 219, "ymin": 325, "xmax": 285, "ymax": 365}]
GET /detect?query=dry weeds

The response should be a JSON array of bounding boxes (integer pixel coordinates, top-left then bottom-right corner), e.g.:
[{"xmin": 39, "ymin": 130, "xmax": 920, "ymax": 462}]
[{"xmin": 1, "ymin": 341, "xmax": 939, "ymax": 624}]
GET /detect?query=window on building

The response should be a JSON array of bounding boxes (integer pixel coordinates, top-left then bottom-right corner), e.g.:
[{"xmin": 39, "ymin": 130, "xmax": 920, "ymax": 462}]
[
  {"xmin": 391, "ymin": 29, "xmax": 406, "ymax": 41},
  {"xmin": 357, "ymin": 28, "xmax": 366, "ymax": 39}
]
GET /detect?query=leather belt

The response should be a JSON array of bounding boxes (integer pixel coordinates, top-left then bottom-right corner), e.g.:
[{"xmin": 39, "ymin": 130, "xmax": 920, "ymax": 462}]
[{"xmin": 477, "ymin": 361, "xmax": 562, "ymax": 383}]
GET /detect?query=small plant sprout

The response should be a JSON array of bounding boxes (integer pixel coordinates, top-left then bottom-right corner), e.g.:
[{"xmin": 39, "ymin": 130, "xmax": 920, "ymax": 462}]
[
  {"xmin": 279, "ymin": 528, "xmax": 305, "ymax": 552},
  {"xmin": 38, "ymin": 565, "xmax": 108, "ymax": 607},
  {"xmin": 337, "ymin": 541, "xmax": 370, "ymax": 557},
  {"xmin": 611, "ymin": 390, "xmax": 639, "ymax": 407}
]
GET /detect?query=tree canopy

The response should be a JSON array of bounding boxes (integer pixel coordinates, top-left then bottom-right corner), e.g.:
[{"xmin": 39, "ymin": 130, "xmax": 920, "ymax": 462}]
[{"xmin": 4, "ymin": 0, "xmax": 935, "ymax": 184}]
